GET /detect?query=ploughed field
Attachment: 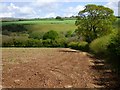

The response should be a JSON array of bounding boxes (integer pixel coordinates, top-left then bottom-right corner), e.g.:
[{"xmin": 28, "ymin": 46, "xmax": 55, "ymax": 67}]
[{"xmin": 2, "ymin": 48, "xmax": 98, "ymax": 88}]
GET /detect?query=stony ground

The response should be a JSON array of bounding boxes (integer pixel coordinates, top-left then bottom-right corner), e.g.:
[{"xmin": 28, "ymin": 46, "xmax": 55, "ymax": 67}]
[{"xmin": 2, "ymin": 48, "xmax": 118, "ymax": 88}]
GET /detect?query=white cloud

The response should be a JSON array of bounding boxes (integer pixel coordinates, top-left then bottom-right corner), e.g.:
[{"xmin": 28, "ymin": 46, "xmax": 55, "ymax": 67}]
[
  {"xmin": 67, "ymin": 5, "xmax": 84, "ymax": 13},
  {"xmin": 63, "ymin": 13, "xmax": 75, "ymax": 17},
  {"xmin": 29, "ymin": 0, "xmax": 59, "ymax": 17},
  {"xmin": 118, "ymin": 1, "xmax": 120, "ymax": 16},
  {"xmin": 44, "ymin": 12, "xmax": 57, "ymax": 18},
  {"xmin": 0, "ymin": 3, "xmax": 36, "ymax": 18},
  {"xmin": 8, "ymin": 3, "xmax": 19, "ymax": 10},
  {"xmin": 63, "ymin": 5, "xmax": 84, "ymax": 17},
  {"xmin": 1, "ymin": 0, "xmax": 114, "ymax": 2},
  {"xmin": 19, "ymin": 7, "xmax": 36, "ymax": 15},
  {"xmin": 0, "ymin": 2, "xmax": 58, "ymax": 18},
  {"xmin": 105, "ymin": 2, "xmax": 119, "ymax": 16},
  {"xmin": 105, "ymin": 2, "xmax": 118, "ymax": 8},
  {"xmin": 0, "ymin": 12, "xmax": 13, "ymax": 17},
  {"xmin": 107, "ymin": 0, "xmax": 119, "ymax": 2},
  {"xmin": 0, "ymin": 3, "xmax": 14, "ymax": 17},
  {"xmin": 32, "ymin": 0, "xmax": 57, "ymax": 7},
  {"xmin": 35, "ymin": 0, "xmax": 57, "ymax": 2},
  {"xmin": 0, "ymin": 1, "xmax": 119, "ymax": 18}
]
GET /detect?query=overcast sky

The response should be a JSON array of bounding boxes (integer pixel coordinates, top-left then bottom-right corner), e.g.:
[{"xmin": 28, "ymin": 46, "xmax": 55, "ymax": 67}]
[{"xmin": 0, "ymin": 0, "xmax": 119, "ymax": 18}]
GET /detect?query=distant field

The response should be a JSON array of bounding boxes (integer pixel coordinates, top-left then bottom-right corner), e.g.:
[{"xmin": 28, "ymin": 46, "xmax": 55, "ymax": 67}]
[
  {"xmin": 26, "ymin": 23, "xmax": 76, "ymax": 32},
  {"xmin": 2, "ymin": 19, "xmax": 76, "ymax": 25},
  {"xmin": 2, "ymin": 18, "xmax": 119, "ymax": 33},
  {"xmin": 2, "ymin": 19, "xmax": 76, "ymax": 32}
]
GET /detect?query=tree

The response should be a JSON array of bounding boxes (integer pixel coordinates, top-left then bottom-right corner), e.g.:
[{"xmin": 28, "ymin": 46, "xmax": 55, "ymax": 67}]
[
  {"xmin": 43, "ymin": 30, "xmax": 59, "ymax": 40},
  {"xmin": 75, "ymin": 4, "xmax": 116, "ymax": 43},
  {"xmin": 55, "ymin": 16, "xmax": 63, "ymax": 20}
]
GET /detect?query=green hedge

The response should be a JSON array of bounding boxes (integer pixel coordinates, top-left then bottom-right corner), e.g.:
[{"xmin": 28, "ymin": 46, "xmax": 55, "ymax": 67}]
[
  {"xmin": 90, "ymin": 30, "xmax": 120, "ymax": 73},
  {"xmin": 107, "ymin": 33, "xmax": 120, "ymax": 72},
  {"xmin": 89, "ymin": 35, "xmax": 112, "ymax": 57},
  {"xmin": 68, "ymin": 41, "xmax": 89, "ymax": 51},
  {"xmin": 2, "ymin": 38, "xmax": 66, "ymax": 48},
  {"xmin": 68, "ymin": 42, "xmax": 78, "ymax": 49}
]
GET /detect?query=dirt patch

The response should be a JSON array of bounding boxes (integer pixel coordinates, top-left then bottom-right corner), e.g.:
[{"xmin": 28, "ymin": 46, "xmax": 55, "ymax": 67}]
[{"xmin": 2, "ymin": 48, "xmax": 117, "ymax": 88}]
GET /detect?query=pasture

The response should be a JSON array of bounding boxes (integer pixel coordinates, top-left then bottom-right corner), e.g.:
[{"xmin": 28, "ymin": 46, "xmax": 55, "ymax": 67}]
[{"xmin": 2, "ymin": 19, "xmax": 76, "ymax": 32}]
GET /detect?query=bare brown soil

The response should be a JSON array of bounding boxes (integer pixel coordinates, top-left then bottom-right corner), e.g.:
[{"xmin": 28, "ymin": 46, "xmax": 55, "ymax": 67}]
[{"xmin": 2, "ymin": 48, "xmax": 118, "ymax": 88}]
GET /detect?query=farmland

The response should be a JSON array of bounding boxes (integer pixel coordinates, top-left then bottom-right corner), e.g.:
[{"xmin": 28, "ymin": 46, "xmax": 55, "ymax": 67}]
[
  {"xmin": 1, "ymin": 2, "xmax": 120, "ymax": 88},
  {"xmin": 1, "ymin": 18, "xmax": 120, "ymax": 88},
  {"xmin": 2, "ymin": 19, "xmax": 76, "ymax": 32},
  {"xmin": 2, "ymin": 48, "xmax": 93, "ymax": 88},
  {"xmin": 2, "ymin": 48, "xmax": 119, "ymax": 88}
]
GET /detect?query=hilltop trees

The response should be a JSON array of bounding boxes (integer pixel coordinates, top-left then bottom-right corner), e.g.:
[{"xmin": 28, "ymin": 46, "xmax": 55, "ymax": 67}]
[
  {"xmin": 75, "ymin": 4, "xmax": 116, "ymax": 43},
  {"xmin": 55, "ymin": 16, "xmax": 63, "ymax": 20}
]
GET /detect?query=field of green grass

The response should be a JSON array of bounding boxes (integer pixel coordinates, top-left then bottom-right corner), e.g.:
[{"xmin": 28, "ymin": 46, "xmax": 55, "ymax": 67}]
[
  {"xmin": 2, "ymin": 19, "xmax": 75, "ymax": 24},
  {"xmin": 3, "ymin": 17, "xmax": 119, "ymax": 33},
  {"xmin": 2, "ymin": 19, "xmax": 77, "ymax": 33},
  {"xmin": 26, "ymin": 23, "xmax": 76, "ymax": 33}
]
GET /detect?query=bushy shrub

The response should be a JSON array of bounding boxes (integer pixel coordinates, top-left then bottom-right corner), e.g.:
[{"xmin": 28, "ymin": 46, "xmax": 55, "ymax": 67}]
[
  {"xmin": 2, "ymin": 35, "xmax": 13, "ymax": 47},
  {"xmin": 58, "ymin": 38, "xmax": 67, "ymax": 47},
  {"xmin": 2, "ymin": 37, "xmax": 43, "ymax": 47},
  {"xmin": 13, "ymin": 39, "xmax": 26, "ymax": 47},
  {"xmin": 68, "ymin": 41, "xmax": 89, "ymax": 51},
  {"xmin": 43, "ymin": 30, "xmax": 59, "ymax": 40},
  {"xmin": 42, "ymin": 39, "xmax": 52, "ymax": 47},
  {"xmin": 65, "ymin": 30, "xmax": 73, "ymax": 37},
  {"xmin": 29, "ymin": 32, "xmax": 44, "ymax": 40},
  {"xmin": 107, "ymin": 32, "xmax": 120, "ymax": 72},
  {"xmin": 90, "ymin": 30, "xmax": 120, "ymax": 73},
  {"xmin": 77, "ymin": 41, "xmax": 89, "ymax": 51},
  {"xmin": 2, "ymin": 38, "xmax": 14, "ymax": 47},
  {"xmin": 51, "ymin": 38, "xmax": 66, "ymax": 47},
  {"xmin": 25, "ymin": 39, "xmax": 43, "ymax": 47},
  {"xmin": 2, "ymin": 36, "xmax": 66, "ymax": 47},
  {"xmin": 68, "ymin": 42, "xmax": 78, "ymax": 49},
  {"xmin": 2, "ymin": 36, "xmax": 28, "ymax": 47},
  {"xmin": 90, "ymin": 35, "xmax": 112, "ymax": 57},
  {"xmin": 42, "ymin": 38, "xmax": 66, "ymax": 47}
]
